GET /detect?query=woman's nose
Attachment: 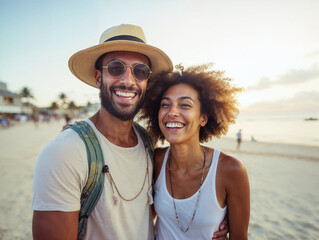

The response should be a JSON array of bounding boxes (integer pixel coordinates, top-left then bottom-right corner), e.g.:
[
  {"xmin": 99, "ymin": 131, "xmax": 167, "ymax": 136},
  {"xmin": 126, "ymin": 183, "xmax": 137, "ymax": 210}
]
[{"xmin": 168, "ymin": 105, "xmax": 179, "ymax": 118}]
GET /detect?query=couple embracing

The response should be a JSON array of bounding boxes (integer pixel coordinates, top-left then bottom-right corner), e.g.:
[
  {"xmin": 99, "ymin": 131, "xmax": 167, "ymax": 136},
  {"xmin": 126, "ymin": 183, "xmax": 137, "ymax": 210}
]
[{"xmin": 32, "ymin": 24, "xmax": 250, "ymax": 240}]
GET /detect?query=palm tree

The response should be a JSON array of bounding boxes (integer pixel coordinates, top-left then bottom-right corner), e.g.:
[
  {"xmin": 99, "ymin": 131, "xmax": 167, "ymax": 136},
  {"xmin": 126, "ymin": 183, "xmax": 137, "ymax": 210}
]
[
  {"xmin": 68, "ymin": 100, "xmax": 77, "ymax": 117},
  {"xmin": 20, "ymin": 87, "xmax": 34, "ymax": 106},
  {"xmin": 49, "ymin": 101, "xmax": 59, "ymax": 111},
  {"xmin": 58, "ymin": 92, "xmax": 68, "ymax": 109},
  {"xmin": 68, "ymin": 101, "xmax": 76, "ymax": 109},
  {"xmin": 85, "ymin": 101, "xmax": 92, "ymax": 114}
]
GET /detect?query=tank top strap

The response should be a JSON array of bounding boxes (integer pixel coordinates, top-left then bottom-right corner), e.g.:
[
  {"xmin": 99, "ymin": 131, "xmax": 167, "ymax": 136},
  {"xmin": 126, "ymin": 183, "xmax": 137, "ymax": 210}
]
[
  {"xmin": 208, "ymin": 149, "xmax": 222, "ymax": 208},
  {"xmin": 212, "ymin": 149, "xmax": 221, "ymax": 174}
]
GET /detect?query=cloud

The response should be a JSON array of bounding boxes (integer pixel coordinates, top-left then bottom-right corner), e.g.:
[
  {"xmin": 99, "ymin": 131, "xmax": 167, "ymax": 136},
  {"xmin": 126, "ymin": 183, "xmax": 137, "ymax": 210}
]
[
  {"xmin": 246, "ymin": 64, "xmax": 319, "ymax": 91},
  {"xmin": 247, "ymin": 77, "xmax": 272, "ymax": 91},
  {"xmin": 277, "ymin": 64, "xmax": 319, "ymax": 84},
  {"xmin": 241, "ymin": 91, "xmax": 319, "ymax": 114},
  {"xmin": 304, "ymin": 50, "xmax": 319, "ymax": 58}
]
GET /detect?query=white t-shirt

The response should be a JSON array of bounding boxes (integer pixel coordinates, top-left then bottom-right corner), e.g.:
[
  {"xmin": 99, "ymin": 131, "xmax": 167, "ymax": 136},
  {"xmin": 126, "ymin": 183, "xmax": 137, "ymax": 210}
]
[{"xmin": 32, "ymin": 119, "xmax": 154, "ymax": 240}]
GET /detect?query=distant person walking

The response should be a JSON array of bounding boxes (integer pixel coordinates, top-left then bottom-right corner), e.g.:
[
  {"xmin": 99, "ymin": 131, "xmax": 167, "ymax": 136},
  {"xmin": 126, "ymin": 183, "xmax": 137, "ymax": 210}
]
[
  {"xmin": 236, "ymin": 129, "xmax": 242, "ymax": 150},
  {"xmin": 64, "ymin": 113, "xmax": 72, "ymax": 124},
  {"xmin": 1, "ymin": 118, "xmax": 9, "ymax": 128}
]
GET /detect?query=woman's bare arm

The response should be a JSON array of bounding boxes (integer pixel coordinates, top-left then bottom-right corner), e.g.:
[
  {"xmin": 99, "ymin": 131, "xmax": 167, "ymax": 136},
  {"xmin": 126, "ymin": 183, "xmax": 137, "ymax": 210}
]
[{"xmin": 221, "ymin": 154, "xmax": 250, "ymax": 240}]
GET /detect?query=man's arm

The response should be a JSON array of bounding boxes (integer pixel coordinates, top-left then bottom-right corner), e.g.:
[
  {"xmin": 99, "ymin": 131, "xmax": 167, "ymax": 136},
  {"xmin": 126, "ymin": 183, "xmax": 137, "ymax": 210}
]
[
  {"xmin": 32, "ymin": 130, "xmax": 87, "ymax": 240},
  {"xmin": 32, "ymin": 211, "xmax": 79, "ymax": 240}
]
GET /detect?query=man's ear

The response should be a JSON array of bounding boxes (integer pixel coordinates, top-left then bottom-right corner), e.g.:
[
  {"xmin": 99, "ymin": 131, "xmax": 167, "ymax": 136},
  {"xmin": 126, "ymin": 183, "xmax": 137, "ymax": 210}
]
[
  {"xmin": 200, "ymin": 113, "xmax": 208, "ymax": 127},
  {"xmin": 95, "ymin": 70, "xmax": 102, "ymax": 88}
]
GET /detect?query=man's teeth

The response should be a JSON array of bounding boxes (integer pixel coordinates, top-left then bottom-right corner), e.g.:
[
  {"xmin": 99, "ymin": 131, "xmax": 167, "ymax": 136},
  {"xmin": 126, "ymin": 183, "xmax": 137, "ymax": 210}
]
[
  {"xmin": 115, "ymin": 91, "xmax": 135, "ymax": 98},
  {"xmin": 166, "ymin": 122, "xmax": 184, "ymax": 128}
]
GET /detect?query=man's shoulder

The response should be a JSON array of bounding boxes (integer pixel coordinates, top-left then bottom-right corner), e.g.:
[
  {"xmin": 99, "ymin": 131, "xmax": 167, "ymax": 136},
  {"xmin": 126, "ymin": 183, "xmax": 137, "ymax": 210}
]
[
  {"xmin": 50, "ymin": 128, "xmax": 84, "ymax": 146},
  {"xmin": 38, "ymin": 128, "xmax": 86, "ymax": 160}
]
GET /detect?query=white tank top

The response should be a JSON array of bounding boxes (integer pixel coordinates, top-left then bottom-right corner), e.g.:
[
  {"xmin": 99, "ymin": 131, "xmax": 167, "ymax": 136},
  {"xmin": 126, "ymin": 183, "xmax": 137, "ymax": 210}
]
[{"xmin": 154, "ymin": 148, "xmax": 227, "ymax": 240}]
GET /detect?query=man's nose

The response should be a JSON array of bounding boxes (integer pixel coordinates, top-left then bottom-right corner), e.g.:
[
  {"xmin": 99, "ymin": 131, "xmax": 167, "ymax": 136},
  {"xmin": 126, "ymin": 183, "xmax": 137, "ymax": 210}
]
[{"xmin": 120, "ymin": 67, "xmax": 135, "ymax": 86}]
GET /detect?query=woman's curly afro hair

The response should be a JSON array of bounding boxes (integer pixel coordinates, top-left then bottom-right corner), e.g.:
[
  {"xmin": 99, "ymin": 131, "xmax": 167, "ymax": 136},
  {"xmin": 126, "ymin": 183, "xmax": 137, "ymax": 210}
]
[{"xmin": 139, "ymin": 63, "xmax": 242, "ymax": 143}]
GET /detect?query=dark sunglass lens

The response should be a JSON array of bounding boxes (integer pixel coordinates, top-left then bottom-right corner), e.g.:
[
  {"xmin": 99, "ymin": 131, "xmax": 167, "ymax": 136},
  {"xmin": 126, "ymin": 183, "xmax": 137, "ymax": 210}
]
[
  {"xmin": 107, "ymin": 61, "xmax": 125, "ymax": 77},
  {"xmin": 133, "ymin": 64, "xmax": 150, "ymax": 81}
]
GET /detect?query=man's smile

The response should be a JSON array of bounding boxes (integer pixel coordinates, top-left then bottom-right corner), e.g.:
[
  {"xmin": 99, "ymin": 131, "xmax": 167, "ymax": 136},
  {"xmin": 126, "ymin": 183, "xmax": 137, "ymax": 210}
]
[{"xmin": 114, "ymin": 90, "xmax": 136, "ymax": 99}]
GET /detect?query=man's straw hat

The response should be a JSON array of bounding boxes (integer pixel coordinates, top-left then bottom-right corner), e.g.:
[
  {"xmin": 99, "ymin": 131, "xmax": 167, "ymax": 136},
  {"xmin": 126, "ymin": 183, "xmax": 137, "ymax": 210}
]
[{"xmin": 68, "ymin": 24, "xmax": 173, "ymax": 88}]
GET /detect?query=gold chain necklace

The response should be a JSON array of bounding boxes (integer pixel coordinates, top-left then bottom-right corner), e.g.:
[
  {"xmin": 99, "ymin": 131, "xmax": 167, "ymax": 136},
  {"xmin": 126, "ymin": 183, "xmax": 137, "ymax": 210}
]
[
  {"xmin": 105, "ymin": 147, "xmax": 151, "ymax": 204},
  {"xmin": 168, "ymin": 146, "xmax": 206, "ymax": 233}
]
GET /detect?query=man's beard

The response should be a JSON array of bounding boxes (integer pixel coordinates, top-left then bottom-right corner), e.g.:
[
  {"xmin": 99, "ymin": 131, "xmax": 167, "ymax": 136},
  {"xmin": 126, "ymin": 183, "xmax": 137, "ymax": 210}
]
[{"xmin": 99, "ymin": 78, "xmax": 146, "ymax": 121}]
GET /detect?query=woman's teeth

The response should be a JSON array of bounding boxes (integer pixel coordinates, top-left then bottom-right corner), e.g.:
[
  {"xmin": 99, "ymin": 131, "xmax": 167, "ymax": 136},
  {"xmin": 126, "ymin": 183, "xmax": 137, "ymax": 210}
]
[{"xmin": 166, "ymin": 122, "xmax": 184, "ymax": 128}]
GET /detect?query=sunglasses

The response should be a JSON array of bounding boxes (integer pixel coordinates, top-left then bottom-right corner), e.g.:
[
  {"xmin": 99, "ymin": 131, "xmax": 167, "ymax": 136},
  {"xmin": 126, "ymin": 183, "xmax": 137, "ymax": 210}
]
[{"xmin": 102, "ymin": 60, "xmax": 152, "ymax": 81}]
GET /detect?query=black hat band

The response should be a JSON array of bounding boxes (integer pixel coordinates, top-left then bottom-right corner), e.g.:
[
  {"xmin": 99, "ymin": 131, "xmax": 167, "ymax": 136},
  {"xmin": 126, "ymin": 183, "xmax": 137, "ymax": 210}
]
[{"xmin": 104, "ymin": 35, "xmax": 145, "ymax": 43}]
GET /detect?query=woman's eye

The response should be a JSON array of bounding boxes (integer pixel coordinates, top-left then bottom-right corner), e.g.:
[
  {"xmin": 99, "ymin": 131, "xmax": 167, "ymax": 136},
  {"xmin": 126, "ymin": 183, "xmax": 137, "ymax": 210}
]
[
  {"xmin": 181, "ymin": 104, "xmax": 191, "ymax": 108},
  {"xmin": 160, "ymin": 103, "xmax": 170, "ymax": 107}
]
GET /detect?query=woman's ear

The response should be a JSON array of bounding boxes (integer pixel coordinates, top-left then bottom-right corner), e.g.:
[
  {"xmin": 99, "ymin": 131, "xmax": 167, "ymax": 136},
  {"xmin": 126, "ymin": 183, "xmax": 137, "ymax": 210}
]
[
  {"xmin": 200, "ymin": 113, "xmax": 208, "ymax": 127},
  {"xmin": 95, "ymin": 70, "xmax": 102, "ymax": 88}
]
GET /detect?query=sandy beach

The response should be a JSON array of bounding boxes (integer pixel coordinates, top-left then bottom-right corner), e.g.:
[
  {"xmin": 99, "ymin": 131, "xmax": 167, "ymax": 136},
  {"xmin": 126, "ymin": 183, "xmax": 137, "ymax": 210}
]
[
  {"xmin": 206, "ymin": 138, "xmax": 319, "ymax": 239},
  {"xmin": 0, "ymin": 120, "xmax": 65, "ymax": 239},
  {"xmin": 1, "ymin": 120, "xmax": 319, "ymax": 239}
]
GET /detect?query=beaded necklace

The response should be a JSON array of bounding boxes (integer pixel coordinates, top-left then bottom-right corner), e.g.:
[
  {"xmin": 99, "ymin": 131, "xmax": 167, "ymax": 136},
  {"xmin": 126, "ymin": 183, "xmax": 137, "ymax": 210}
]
[{"xmin": 168, "ymin": 146, "xmax": 207, "ymax": 232}]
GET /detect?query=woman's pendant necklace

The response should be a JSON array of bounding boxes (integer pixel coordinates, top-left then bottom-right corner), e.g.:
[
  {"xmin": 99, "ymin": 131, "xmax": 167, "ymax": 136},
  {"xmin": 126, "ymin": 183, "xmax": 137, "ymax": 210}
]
[{"xmin": 168, "ymin": 146, "xmax": 207, "ymax": 233}]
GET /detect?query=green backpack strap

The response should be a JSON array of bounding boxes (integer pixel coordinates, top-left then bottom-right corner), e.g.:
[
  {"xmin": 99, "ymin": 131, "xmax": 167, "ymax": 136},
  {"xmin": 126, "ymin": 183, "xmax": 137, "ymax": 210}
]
[
  {"xmin": 133, "ymin": 122, "xmax": 155, "ymax": 163},
  {"xmin": 65, "ymin": 121, "xmax": 105, "ymax": 240}
]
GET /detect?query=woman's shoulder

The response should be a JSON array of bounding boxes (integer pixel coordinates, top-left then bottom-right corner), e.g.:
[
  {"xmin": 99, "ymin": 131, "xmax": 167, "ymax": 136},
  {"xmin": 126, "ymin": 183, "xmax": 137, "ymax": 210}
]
[
  {"xmin": 218, "ymin": 151, "xmax": 247, "ymax": 178},
  {"xmin": 215, "ymin": 151, "xmax": 249, "ymax": 195}
]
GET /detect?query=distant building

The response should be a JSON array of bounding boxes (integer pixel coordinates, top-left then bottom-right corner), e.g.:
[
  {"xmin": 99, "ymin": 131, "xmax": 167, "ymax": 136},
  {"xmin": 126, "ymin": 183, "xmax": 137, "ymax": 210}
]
[
  {"xmin": 23, "ymin": 102, "xmax": 38, "ymax": 115},
  {"xmin": 0, "ymin": 81, "xmax": 23, "ymax": 116}
]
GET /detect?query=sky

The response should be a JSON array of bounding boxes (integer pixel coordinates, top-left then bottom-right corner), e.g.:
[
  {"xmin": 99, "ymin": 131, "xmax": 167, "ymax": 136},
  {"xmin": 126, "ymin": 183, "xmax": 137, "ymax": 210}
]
[{"xmin": 1, "ymin": 0, "xmax": 319, "ymax": 117}]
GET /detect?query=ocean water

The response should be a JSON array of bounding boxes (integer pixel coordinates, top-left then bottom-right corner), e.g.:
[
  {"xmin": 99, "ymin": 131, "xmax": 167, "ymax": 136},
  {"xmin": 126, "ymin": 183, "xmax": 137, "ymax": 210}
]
[{"xmin": 226, "ymin": 115, "xmax": 319, "ymax": 147}]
